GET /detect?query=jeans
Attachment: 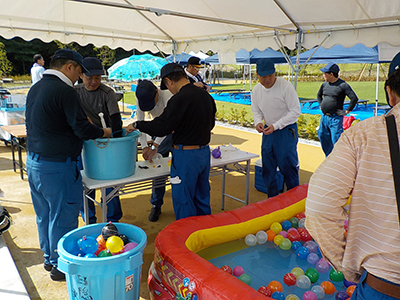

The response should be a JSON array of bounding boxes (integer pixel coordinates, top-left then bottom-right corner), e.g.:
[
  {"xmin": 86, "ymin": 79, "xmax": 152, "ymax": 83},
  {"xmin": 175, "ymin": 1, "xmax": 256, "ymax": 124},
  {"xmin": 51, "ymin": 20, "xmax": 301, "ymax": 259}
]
[
  {"xmin": 318, "ymin": 114, "xmax": 344, "ymax": 156},
  {"xmin": 352, "ymin": 271, "xmax": 400, "ymax": 300}
]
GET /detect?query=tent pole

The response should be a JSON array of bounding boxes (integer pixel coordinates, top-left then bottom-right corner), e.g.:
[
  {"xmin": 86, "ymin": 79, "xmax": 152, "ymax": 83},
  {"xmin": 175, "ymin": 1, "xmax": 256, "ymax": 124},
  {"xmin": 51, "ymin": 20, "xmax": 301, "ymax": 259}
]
[
  {"xmin": 249, "ymin": 64, "xmax": 252, "ymax": 91},
  {"xmin": 375, "ymin": 63, "xmax": 380, "ymax": 116}
]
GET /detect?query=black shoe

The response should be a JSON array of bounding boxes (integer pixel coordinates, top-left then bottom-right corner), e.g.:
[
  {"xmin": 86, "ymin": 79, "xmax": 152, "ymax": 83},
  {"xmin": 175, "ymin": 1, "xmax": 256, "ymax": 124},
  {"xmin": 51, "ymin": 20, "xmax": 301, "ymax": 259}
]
[
  {"xmin": 50, "ymin": 266, "xmax": 65, "ymax": 281},
  {"xmin": 44, "ymin": 262, "xmax": 53, "ymax": 272},
  {"xmin": 148, "ymin": 206, "xmax": 161, "ymax": 222}
]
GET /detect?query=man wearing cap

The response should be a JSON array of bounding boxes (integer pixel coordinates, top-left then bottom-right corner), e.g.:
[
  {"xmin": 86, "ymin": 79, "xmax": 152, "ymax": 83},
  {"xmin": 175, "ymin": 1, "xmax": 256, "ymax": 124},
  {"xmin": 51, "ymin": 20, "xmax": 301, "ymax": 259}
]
[
  {"xmin": 25, "ymin": 49, "xmax": 112, "ymax": 281},
  {"xmin": 185, "ymin": 56, "xmax": 211, "ymax": 92},
  {"xmin": 75, "ymin": 57, "xmax": 123, "ymax": 224},
  {"xmin": 31, "ymin": 53, "xmax": 45, "ymax": 84},
  {"xmin": 305, "ymin": 53, "xmax": 400, "ymax": 300},
  {"xmin": 127, "ymin": 63, "xmax": 216, "ymax": 220},
  {"xmin": 251, "ymin": 58, "xmax": 301, "ymax": 198},
  {"xmin": 317, "ymin": 62, "xmax": 358, "ymax": 156},
  {"xmin": 135, "ymin": 79, "xmax": 173, "ymax": 222}
]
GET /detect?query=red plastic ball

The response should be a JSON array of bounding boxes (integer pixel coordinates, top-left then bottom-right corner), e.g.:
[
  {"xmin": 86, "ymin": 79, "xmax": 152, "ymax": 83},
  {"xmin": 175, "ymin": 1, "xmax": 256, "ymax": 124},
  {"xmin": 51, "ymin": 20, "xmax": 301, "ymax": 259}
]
[
  {"xmin": 296, "ymin": 212, "xmax": 306, "ymax": 219},
  {"xmin": 258, "ymin": 286, "xmax": 272, "ymax": 297},
  {"xmin": 283, "ymin": 273, "xmax": 297, "ymax": 286},
  {"xmin": 220, "ymin": 265, "xmax": 232, "ymax": 275},
  {"xmin": 299, "ymin": 229, "xmax": 313, "ymax": 242},
  {"xmin": 287, "ymin": 230, "xmax": 301, "ymax": 242}
]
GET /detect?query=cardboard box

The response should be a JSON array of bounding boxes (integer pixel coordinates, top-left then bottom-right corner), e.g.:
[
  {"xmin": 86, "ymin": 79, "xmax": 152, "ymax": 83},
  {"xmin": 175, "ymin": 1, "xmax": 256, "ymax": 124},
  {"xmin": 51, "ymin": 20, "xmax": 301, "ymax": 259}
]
[{"xmin": 254, "ymin": 159, "xmax": 284, "ymax": 194}]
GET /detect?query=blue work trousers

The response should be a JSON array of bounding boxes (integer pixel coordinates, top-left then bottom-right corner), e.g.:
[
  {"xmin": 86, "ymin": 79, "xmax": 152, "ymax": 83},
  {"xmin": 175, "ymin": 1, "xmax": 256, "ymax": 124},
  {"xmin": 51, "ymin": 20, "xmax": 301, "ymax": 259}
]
[
  {"xmin": 26, "ymin": 153, "xmax": 82, "ymax": 267},
  {"xmin": 318, "ymin": 114, "xmax": 344, "ymax": 156},
  {"xmin": 170, "ymin": 146, "xmax": 211, "ymax": 220},
  {"xmin": 150, "ymin": 134, "xmax": 174, "ymax": 208},
  {"xmin": 261, "ymin": 123, "xmax": 299, "ymax": 198},
  {"xmin": 352, "ymin": 271, "xmax": 400, "ymax": 300}
]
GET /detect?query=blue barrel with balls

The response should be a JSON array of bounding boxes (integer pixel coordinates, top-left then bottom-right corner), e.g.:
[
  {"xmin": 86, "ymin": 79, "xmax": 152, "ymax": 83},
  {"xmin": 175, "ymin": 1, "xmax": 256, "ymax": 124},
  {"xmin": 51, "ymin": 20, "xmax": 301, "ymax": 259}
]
[{"xmin": 57, "ymin": 223, "xmax": 147, "ymax": 300}]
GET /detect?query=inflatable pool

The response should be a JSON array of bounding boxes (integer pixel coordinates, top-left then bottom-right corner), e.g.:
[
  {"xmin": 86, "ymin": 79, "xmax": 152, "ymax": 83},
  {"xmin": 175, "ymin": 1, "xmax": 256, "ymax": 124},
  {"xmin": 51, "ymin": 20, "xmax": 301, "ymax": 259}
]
[{"xmin": 148, "ymin": 184, "xmax": 308, "ymax": 300}]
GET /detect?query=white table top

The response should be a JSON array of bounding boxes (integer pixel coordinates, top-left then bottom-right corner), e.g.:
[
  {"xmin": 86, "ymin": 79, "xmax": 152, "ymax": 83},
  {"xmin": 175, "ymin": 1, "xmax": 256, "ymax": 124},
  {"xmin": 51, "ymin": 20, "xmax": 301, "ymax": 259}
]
[{"xmin": 82, "ymin": 148, "xmax": 258, "ymax": 189}]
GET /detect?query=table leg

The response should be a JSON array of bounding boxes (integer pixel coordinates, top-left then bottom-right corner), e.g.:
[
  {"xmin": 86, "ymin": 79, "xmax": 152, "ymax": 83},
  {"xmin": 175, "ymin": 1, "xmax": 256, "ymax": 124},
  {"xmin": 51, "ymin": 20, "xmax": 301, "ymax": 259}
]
[
  {"xmin": 17, "ymin": 137, "xmax": 24, "ymax": 180},
  {"xmin": 83, "ymin": 189, "xmax": 89, "ymax": 226},
  {"xmin": 10, "ymin": 136, "xmax": 16, "ymax": 172},
  {"xmin": 245, "ymin": 160, "xmax": 250, "ymax": 205},
  {"xmin": 221, "ymin": 165, "xmax": 226, "ymax": 210},
  {"xmin": 101, "ymin": 187, "xmax": 108, "ymax": 223}
]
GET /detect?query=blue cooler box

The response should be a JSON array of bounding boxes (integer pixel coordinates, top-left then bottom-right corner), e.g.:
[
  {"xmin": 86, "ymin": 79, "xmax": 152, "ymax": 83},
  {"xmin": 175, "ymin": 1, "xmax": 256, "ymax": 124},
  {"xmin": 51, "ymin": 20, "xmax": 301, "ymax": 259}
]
[{"xmin": 254, "ymin": 159, "xmax": 284, "ymax": 194}]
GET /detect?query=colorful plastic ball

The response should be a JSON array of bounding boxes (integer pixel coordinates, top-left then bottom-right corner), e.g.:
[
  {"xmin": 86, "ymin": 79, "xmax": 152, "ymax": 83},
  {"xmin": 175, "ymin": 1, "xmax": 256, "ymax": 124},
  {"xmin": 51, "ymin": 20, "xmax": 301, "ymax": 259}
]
[
  {"xmin": 279, "ymin": 238, "xmax": 292, "ymax": 250},
  {"xmin": 304, "ymin": 241, "xmax": 318, "ymax": 253},
  {"xmin": 343, "ymin": 278, "xmax": 357, "ymax": 288},
  {"xmin": 77, "ymin": 235, "xmax": 98, "ymax": 254},
  {"xmin": 258, "ymin": 286, "xmax": 272, "ymax": 297},
  {"xmin": 220, "ymin": 265, "xmax": 232, "ymax": 275},
  {"xmin": 346, "ymin": 285, "xmax": 356, "ymax": 297},
  {"xmin": 212, "ymin": 147, "xmax": 221, "ymax": 158},
  {"xmin": 101, "ymin": 222, "xmax": 119, "ymax": 240},
  {"xmin": 296, "ymin": 212, "xmax": 306, "ymax": 219},
  {"xmin": 335, "ymin": 291, "xmax": 348, "ymax": 300},
  {"xmin": 299, "ymin": 229, "xmax": 313, "ymax": 242},
  {"xmin": 287, "ymin": 230, "xmax": 301, "ymax": 242},
  {"xmin": 281, "ymin": 220, "xmax": 292, "ymax": 231},
  {"xmin": 311, "ymin": 285, "xmax": 325, "ymax": 299},
  {"xmin": 122, "ymin": 242, "xmax": 138, "ymax": 253},
  {"xmin": 283, "ymin": 273, "xmax": 297, "ymax": 286},
  {"xmin": 245, "ymin": 234, "xmax": 257, "ymax": 246},
  {"xmin": 84, "ymin": 253, "xmax": 97, "ymax": 258},
  {"xmin": 118, "ymin": 234, "xmax": 130, "ymax": 245},
  {"xmin": 315, "ymin": 261, "xmax": 330, "ymax": 273},
  {"xmin": 279, "ymin": 231, "xmax": 288, "ymax": 238},
  {"xmin": 296, "ymin": 246, "xmax": 310, "ymax": 259},
  {"xmin": 97, "ymin": 249, "xmax": 112, "ymax": 257},
  {"xmin": 256, "ymin": 230, "xmax": 268, "ymax": 244},
  {"xmin": 296, "ymin": 275, "xmax": 311, "ymax": 289},
  {"xmin": 239, "ymin": 273, "xmax": 251, "ymax": 285},
  {"xmin": 291, "ymin": 241, "xmax": 302, "ymax": 250},
  {"xmin": 329, "ymin": 269, "xmax": 345, "ymax": 282},
  {"xmin": 287, "ymin": 227, "xmax": 297, "ymax": 234},
  {"xmin": 344, "ymin": 219, "xmax": 349, "ymax": 230},
  {"xmin": 96, "ymin": 234, "xmax": 106, "ymax": 248},
  {"xmin": 233, "ymin": 266, "xmax": 245, "ymax": 277},
  {"xmin": 291, "ymin": 267, "xmax": 304, "ymax": 278},
  {"xmin": 274, "ymin": 234, "xmax": 284, "ymax": 246},
  {"xmin": 305, "ymin": 268, "xmax": 319, "ymax": 283},
  {"xmin": 270, "ymin": 222, "xmax": 283, "ymax": 234},
  {"xmin": 320, "ymin": 281, "xmax": 336, "ymax": 295},
  {"xmin": 302, "ymin": 291, "xmax": 318, "ymax": 300},
  {"xmin": 298, "ymin": 218, "xmax": 306, "ymax": 228},
  {"xmin": 94, "ymin": 243, "xmax": 106, "ymax": 256},
  {"xmin": 106, "ymin": 235, "xmax": 124, "ymax": 253},
  {"xmin": 286, "ymin": 294, "xmax": 300, "ymax": 300},
  {"xmin": 271, "ymin": 291, "xmax": 285, "ymax": 300},
  {"xmin": 307, "ymin": 253, "xmax": 320, "ymax": 265},
  {"xmin": 289, "ymin": 217, "xmax": 299, "ymax": 229},
  {"xmin": 266, "ymin": 230, "xmax": 276, "ymax": 241},
  {"xmin": 268, "ymin": 280, "xmax": 283, "ymax": 293}
]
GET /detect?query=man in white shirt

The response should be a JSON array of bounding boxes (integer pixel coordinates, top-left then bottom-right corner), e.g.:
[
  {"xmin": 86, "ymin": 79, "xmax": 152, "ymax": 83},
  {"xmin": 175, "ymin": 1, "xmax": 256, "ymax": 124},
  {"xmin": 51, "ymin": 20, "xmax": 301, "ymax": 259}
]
[
  {"xmin": 31, "ymin": 54, "xmax": 45, "ymax": 84},
  {"xmin": 135, "ymin": 79, "xmax": 173, "ymax": 222},
  {"xmin": 251, "ymin": 58, "xmax": 301, "ymax": 197}
]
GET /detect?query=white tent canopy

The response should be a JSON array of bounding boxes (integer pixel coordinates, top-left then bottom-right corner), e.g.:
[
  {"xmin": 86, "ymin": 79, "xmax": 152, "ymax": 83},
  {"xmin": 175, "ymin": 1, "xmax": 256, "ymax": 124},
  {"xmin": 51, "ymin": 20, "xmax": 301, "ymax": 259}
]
[{"xmin": 1, "ymin": 0, "xmax": 400, "ymax": 54}]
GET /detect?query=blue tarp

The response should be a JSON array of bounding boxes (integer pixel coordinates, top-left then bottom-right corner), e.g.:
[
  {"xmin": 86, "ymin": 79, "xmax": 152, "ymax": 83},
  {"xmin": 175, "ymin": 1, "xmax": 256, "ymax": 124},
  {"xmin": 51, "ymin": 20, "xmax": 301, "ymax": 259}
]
[
  {"xmin": 290, "ymin": 44, "xmax": 380, "ymax": 65},
  {"xmin": 205, "ymin": 48, "xmax": 286, "ymax": 65}
]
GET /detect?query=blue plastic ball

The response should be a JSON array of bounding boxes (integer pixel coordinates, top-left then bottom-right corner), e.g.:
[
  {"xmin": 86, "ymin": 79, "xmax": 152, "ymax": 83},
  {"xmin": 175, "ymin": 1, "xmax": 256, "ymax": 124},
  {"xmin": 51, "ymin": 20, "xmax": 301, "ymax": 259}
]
[
  {"xmin": 307, "ymin": 253, "xmax": 320, "ymax": 265},
  {"xmin": 296, "ymin": 246, "xmax": 310, "ymax": 259},
  {"xmin": 77, "ymin": 235, "xmax": 98, "ymax": 254},
  {"xmin": 343, "ymin": 278, "xmax": 357, "ymax": 288},
  {"xmin": 291, "ymin": 241, "xmax": 302, "ymax": 250},
  {"xmin": 271, "ymin": 291, "xmax": 285, "ymax": 300},
  {"xmin": 84, "ymin": 253, "xmax": 97, "ymax": 258},
  {"xmin": 335, "ymin": 291, "xmax": 348, "ymax": 300},
  {"xmin": 281, "ymin": 220, "xmax": 292, "ymax": 231}
]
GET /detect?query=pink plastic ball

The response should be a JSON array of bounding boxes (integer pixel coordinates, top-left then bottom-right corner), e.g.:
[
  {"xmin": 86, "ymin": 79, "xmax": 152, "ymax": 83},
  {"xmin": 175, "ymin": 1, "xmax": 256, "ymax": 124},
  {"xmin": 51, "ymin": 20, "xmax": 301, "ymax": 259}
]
[
  {"xmin": 302, "ymin": 291, "xmax": 318, "ymax": 300},
  {"xmin": 279, "ymin": 231, "xmax": 288, "ymax": 238},
  {"xmin": 233, "ymin": 266, "xmax": 245, "ymax": 277},
  {"xmin": 122, "ymin": 242, "xmax": 138, "ymax": 253}
]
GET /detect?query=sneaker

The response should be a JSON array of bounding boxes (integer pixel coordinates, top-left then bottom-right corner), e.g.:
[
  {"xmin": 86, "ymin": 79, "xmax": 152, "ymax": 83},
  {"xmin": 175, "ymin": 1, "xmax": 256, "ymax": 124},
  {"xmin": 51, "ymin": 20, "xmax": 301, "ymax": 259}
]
[
  {"xmin": 50, "ymin": 266, "xmax": 65, "ymax": 281},
  {"xmin": 148, "ymin": 206, "xmax": 161, "ymax": 222},
  {"xmin": 44, "ymin": 262, "xmax": 53, "ymax": 272}
]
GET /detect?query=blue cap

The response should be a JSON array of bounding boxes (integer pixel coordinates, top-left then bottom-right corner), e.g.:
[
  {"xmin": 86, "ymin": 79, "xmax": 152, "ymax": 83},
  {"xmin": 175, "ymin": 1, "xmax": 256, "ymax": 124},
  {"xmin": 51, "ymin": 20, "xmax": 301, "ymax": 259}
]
[
  {"xmin": 135, "ymin": 80, "xmax": 157, "ymax": 111},
  {"xmin": 256, "ymin": 59, "xmax": 275, "ymax": 76},
  {"xmin": 52, "ymin": 49, "xmax": 88, "ymax": 73},
  {"xmin": 320, "ymin": 62, "xmax": 339, "ymax": 73},
  {"xmin": 388, "ymin": 52, "xmax": 400, "ymax": 77},
  {"xmin": 160, "ymin": 63, "xmax": 184, "ymax": 90},
  {"xmin": 82, "ymin": 57, "xmax": 104, "ymax": 76}
]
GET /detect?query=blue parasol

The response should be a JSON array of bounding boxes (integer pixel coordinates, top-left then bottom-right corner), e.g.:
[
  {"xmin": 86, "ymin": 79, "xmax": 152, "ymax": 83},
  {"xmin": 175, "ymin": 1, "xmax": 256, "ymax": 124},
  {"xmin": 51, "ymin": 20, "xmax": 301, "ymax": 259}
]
[{"xmin": 107, "ymin": 54, "xmax": 168, "ymax": 82}]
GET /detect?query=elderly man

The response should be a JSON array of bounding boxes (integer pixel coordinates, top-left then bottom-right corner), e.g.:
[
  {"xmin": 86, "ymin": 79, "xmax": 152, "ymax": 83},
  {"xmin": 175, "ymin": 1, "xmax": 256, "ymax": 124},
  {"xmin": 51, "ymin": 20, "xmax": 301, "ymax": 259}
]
[
  {"xmin": 26, "ymin": 49, "xmax": 111, "ymax": 281},
  {"xmin": 185, "ymin": 56, "xmax": 211, "ymax": 92},
  {"xmin": 251, "ymin": 58, "xmax": 301, "ymax": 198},
  {"xmin": 75, "ymin": 57, "xmax": 123, "ymax": 224},
  {"xmin": 31, "ymin": 53, "xmax": 45, "ymax": 84}
]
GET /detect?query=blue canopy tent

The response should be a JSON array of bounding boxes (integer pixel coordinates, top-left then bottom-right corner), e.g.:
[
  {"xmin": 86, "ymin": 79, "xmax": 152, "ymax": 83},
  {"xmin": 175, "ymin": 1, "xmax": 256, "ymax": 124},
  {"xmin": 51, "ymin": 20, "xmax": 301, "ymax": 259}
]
[
  {"xmin": 166, "ymin": 52, "xmax": 208, "ymax": 66},
  {"xmin": 205, "ymin": 48, "xmax": 286, "ymax": 65}
]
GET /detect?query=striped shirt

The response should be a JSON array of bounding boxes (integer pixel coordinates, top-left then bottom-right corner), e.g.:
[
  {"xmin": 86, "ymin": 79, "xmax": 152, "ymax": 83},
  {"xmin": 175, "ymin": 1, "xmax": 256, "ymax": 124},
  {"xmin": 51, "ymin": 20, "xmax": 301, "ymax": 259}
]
[{"xmin": 305, "ymin": 103, "xmax": 400, "ymax": 284}]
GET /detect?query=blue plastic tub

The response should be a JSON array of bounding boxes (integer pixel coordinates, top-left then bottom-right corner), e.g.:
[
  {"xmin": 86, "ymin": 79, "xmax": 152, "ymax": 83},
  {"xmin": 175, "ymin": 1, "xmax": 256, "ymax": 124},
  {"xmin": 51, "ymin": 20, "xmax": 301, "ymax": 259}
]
[
  {"xmin": 82, "ymin": 130, "xmax": 141, "ymax": 180},
  {"xmin": 57, "ymin": 223, "xmax": 147, "ymax": 300}
]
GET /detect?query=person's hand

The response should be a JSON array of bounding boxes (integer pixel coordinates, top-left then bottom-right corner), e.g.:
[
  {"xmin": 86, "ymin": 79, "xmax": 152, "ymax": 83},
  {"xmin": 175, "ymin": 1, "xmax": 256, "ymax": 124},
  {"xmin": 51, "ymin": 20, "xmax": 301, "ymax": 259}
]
[
  {"xmin": 142, "ymin": 147, "xmax": 150, "ymax": 160},
  {"xmin": 126, "ymin": 122, "xmax": 137, "ymax": 133},
  {"xmin": 255, "ymin": 123, "xmax": 264, "ymax": 133},
  {"xmin": 263, "ymin": 124, "xmax": 275, "ymax": 135},
  {"xmin": 102, "ymin": 127, "xmax": 112, "ymax": 138},
  {"xmin": 147, "ymin": 149, "xmax": 157, "ymax": 163},
  {"xmin": 206, "ymin": 85, "xmax": 212, "ymax": 92}
]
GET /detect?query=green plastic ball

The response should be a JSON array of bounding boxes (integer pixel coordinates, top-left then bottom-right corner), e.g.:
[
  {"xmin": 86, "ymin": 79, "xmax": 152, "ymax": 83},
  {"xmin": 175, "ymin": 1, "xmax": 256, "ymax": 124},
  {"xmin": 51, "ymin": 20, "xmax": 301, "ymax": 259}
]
[
  {"xmin": 289, "ymin": 217, "xmax": 299, "ymax": 228},
  {"xmin": 239, "ymin": 273, "xmax": 252, "ymax": 285},
  {"xmin": 329, "ymin": 268, "xmax": 344, "ymax": 282},
  {"xmin": 305, "ymin": 267, "xmax": 320, "ymax": 283}
]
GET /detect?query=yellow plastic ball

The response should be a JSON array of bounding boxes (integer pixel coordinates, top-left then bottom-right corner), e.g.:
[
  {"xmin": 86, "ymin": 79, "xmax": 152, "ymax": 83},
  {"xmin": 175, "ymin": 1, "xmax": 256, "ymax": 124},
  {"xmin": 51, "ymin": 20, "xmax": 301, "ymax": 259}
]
[
  {"xmin": 106, "ymin": 236, "xmax": 124, "ymax": 253},
  {"xmin": 270, "ymin": 222, "xmax": 283, "ymax": 234},
  {"xmin": 273, "ymin": 234, "xmax": 284, "ymax": 246}
]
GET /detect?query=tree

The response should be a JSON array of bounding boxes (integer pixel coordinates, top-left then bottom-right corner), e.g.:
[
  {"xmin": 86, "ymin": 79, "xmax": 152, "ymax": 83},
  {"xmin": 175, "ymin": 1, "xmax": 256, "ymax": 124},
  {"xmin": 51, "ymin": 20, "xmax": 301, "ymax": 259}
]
[
  {"xmin": 0, "ymin": 42, "xmax": 12, "ymax": 77},
  {"xmin": 94, "ymin": 45, "xmax": 116, "ymax": 70}
]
